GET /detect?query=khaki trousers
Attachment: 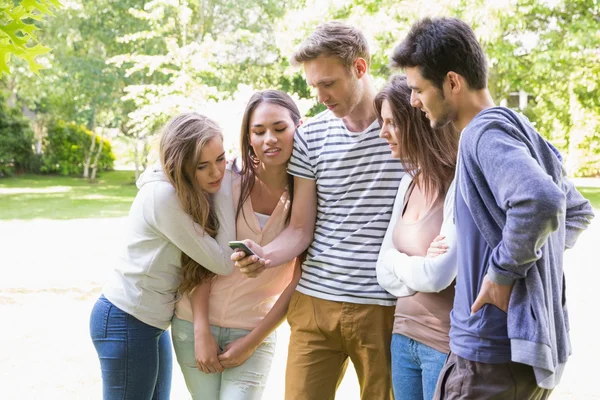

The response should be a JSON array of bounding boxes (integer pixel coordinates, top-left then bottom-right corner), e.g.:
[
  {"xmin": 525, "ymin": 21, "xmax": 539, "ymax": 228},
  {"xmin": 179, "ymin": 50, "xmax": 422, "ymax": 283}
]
[{"xmin": 285, "ymin": 291, "xmax": 395, "ymax": 400}]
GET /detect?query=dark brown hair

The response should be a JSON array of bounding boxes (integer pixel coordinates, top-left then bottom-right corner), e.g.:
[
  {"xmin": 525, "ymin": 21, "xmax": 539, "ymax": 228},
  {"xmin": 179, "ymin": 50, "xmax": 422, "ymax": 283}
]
[
  {"xmin": 391, "ymin": 17, "xmax": 488, "ymax": 91},
  {"xmin": 236, "ymin": 90, "xmax": 301, "ymax": 227},
  {"xmin": 374, "ymin": 74, "xmax": 459, "ymax": 199},
  {"xmin": 159, "ymin": 112, "xmax": 223, "ymax": 294}
]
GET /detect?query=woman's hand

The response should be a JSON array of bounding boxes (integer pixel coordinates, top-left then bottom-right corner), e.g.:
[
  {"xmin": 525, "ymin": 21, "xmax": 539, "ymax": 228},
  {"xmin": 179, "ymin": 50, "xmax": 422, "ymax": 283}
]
[
  {"xmin": 194, "ymin": 330, "xmax": 224, "ymax": 374},
  {"xmin": 218, "ymin": 335, "xmax": 258, "ymax": 369},
  {"xmin": 426, "ymin": 235, "xmax": 448, "ymax": 258},
  {"xmin": 231, "ymin": 240, "xmax": 269, "ymax": 278}
]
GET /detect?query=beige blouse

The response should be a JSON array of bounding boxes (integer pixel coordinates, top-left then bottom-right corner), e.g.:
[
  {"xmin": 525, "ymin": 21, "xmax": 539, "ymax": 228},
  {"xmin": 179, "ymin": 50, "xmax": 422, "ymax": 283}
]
[
  {"xmin": 174, "ymin": 173, "xmax": 295, "ymax": 330},
  {"xmin": 392, "ymin": 181, "xmax": 455, "ymax": 354}
]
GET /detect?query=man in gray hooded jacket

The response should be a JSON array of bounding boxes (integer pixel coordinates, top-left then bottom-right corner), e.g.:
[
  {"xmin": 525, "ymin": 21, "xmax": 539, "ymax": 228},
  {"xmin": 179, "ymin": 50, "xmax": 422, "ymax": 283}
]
[{"xmin": 392, "ymin": 17, "xmax": 594, "ymax": 399}]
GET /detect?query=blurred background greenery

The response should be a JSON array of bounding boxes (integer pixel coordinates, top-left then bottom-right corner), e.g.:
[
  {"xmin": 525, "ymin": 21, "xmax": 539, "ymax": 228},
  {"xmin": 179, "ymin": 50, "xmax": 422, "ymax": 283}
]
[{"xmin": 1, "ymin": 0, "xmax": 599, "ymax": 181}]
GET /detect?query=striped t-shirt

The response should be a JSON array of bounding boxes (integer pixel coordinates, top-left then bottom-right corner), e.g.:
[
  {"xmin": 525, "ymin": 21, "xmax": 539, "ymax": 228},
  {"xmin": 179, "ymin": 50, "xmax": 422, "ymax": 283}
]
[{"xmin": 288, "ymin": 110, "xmax": 404, "ymax": 306}]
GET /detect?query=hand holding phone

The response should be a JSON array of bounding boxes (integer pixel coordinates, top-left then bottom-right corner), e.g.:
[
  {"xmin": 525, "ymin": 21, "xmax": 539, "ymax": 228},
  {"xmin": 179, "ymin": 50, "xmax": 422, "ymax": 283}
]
[
  {"xmin": 228, "ymin": 241, "xmax": 257, "ymax": 257},
  {"xmin": 229, "ymin": 240, "xmax": 269, "ymax": 278}
]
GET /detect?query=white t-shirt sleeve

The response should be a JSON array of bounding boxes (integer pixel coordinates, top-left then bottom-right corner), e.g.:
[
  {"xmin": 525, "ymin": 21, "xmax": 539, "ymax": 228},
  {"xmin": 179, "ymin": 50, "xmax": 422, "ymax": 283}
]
[
  {"xmin": 287, "ymin": 127, "xmax": 316, "ymax": 181},
  {"xmin": 147, "ymin": 181, "xmax": 234, "ymax": 276}
]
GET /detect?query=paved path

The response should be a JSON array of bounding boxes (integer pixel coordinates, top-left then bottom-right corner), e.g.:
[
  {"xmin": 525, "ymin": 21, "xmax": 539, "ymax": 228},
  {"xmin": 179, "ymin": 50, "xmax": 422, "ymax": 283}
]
[{"xmin": 0, "ymin": 216, "xmax": 598, "ymax": 399}]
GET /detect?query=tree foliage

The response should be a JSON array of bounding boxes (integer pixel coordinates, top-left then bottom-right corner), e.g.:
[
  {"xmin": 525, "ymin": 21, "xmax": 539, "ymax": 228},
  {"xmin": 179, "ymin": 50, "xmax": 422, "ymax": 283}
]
[
  {"xmin": 3, "ymin": 0, "xmax": 599, "ymax": 175},
  {"xmin": 0, "ymin": 0, "xmax": 61, "ymax": 75},
  {"xmin": 0, "ymin": 95, "xmax": 34, "ymax": 176},
  {"xmin": 307, "ymin": 0, "xmax": 600, "ymax": 175},
  {"xmin": 110, "ymin": 0, "xmax": 304, "ymax": 138},
  {"xmin": 484, "ymin": 0, "xmax": 600, "ymax": 175}
]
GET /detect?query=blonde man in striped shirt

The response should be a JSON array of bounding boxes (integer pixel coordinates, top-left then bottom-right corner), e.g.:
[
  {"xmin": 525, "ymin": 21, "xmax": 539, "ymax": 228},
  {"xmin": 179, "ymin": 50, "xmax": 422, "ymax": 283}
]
[{"xmin": 233, "ymin": 22, "xmax": 404, "ymax": 400}]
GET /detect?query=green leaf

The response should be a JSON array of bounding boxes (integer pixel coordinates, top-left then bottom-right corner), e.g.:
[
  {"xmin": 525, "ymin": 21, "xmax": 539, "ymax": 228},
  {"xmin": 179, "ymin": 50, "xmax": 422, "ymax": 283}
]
[
  {"xmin": 16, "ymin": 43, "xmax": 51, "ymax": 74},
  {"xmin": 0, "ymin": 44, "xmax": 12, "ymax": 74}
]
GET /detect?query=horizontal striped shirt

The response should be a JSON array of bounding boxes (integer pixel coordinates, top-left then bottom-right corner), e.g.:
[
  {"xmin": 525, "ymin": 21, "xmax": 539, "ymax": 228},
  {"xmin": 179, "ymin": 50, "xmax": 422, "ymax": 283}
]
[{"xmin": 288, "ymin": 110, "xmax": 404, "ymax": 305}]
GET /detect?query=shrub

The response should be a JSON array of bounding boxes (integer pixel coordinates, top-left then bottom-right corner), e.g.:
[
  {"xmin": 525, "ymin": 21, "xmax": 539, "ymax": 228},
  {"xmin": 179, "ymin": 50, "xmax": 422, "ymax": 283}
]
[
  {"xmin": 0, "ymin": 101, "xmax": 35, "ymax": 177},
  {"xmin": 41, "ymin": 120, "xmax": 115, "ymax": 176}
]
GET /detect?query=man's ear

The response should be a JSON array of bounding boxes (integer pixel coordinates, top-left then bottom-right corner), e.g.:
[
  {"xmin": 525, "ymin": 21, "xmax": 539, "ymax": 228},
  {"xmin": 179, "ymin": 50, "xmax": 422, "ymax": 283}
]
[
  {"xmin": 354, "ymin": 58, "xmax": 368, "ymax": 79},
  {"xmin": 446, "ymin": 71, "xmax": 462, "ymax": 93},
  {"xmin": 298, "ymin": 118, "xmax": 304, "ymax": 127}
]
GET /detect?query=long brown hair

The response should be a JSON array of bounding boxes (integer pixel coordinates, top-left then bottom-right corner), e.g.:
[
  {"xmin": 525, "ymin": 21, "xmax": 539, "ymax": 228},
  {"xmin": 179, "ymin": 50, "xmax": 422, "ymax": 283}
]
[
  {"xmin": 159, "ymin": 112, "xmax": 223, "ymax": 293},
  {"xmin": 374, "ymin": 74, "xmax": 458, "ymax": 199},
  {"xmin": 236, "ymin": 90, "xmax": 301, "ymax": 227}
]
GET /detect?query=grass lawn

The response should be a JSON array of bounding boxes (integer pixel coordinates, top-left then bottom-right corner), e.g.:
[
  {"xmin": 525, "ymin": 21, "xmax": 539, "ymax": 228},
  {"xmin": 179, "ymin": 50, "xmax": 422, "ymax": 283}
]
[
  {"xmin": 0, "ymin": 171, "xmax": 138, "ymax": 220},
  {"xmin": 578, "ymin": 186, "xmax": 600, "ymax": 210},
  {"xmin": 1, "ymin": 171, "xmax": 599, "ymax": 220}
]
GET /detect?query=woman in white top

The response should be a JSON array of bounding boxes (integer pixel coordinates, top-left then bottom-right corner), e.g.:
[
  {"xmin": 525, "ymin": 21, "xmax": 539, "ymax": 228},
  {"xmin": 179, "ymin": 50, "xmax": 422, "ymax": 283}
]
[
  {"xmin": 89, "ymin": 113, "xmax": 235, "ymax": 400},
  {"xmin": 172, "ymin": 90, "xmax": 303, "ymax": 399},
  {"xmin": 374, "ymin": 75, "xmax": 459, "ymax": 400}
]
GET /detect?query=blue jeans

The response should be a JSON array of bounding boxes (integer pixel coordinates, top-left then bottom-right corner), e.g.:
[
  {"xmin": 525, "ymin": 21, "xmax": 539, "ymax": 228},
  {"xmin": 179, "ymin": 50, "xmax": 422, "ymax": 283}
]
[
  {"xmin": 171, "ymin": 316, "xmax": 276, "ymax": 400},
  {"xmin": 391, "ymin": 333, "xmax": 447, "ymax": 400},
  {"xmin": 89, "ymin": 295, "xmax": 173, "ymax": 400}
]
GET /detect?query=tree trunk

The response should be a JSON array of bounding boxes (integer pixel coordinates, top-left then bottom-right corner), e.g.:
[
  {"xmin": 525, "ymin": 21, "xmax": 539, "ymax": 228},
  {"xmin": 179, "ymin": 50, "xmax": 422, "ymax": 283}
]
[
  {"xmin": 565, "ymin": 79, "xmax": 584, "ymax": 176},
  {"xmin": 84, "ymin": 135, "xmax": 96, "ymax": 178},
  {"xmin": 141, "ymin": 135, "xmax": 150, "ymax": 170},
  {"xmin": 134, "ymin": 135, "xmax": 141, "ymax": 180},
  {"xmin": 83, "ymin": 111, "xmax": 97, "ymax": 178},
  {"xmin": 90, "ymin": 132, "xmax": 104, "ymax": 182}
]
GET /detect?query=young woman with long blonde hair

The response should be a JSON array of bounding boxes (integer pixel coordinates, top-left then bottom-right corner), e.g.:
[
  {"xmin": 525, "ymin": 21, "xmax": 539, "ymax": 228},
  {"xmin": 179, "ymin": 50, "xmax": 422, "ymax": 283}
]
[{"xmin": 89, "ymin": 113, "xmax": 235, "ymax": 400}]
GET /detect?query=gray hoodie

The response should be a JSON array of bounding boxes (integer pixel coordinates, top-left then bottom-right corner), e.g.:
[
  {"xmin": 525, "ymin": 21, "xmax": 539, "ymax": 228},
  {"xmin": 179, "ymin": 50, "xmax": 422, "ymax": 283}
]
[
  {"xmin": 458, "ymin": 107, "xmax": 594, "ymax": 388},
  {"xmin": 103, "ymin": 163, "xmax": 235, "ymax": 330}
]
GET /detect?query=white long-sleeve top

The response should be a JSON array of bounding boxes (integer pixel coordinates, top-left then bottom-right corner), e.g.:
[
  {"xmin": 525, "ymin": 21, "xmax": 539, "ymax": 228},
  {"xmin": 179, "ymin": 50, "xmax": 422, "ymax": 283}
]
[
  {"xmin": 103, "ymin": 164, "xmax": 235, "ymax": 330},
  {"xmin": 376, "ymin": 174, "xmax": 457, "ymax": 297}
]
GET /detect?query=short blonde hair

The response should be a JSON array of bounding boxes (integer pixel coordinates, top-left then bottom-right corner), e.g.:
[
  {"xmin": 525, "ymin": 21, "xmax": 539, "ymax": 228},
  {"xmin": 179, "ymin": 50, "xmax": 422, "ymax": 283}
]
[{"xmin": 292, "ymin": 21, "xmax": 371, "ymax": 69}]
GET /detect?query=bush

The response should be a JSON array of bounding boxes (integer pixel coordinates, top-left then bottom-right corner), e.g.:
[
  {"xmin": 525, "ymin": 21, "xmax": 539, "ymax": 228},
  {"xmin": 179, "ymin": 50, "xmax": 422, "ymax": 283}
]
[
  {"xmin": 41, "ymin": 120, "xmax": 115, "ymax": 176},
  {"xmin": 0, "ymin": 101, "xmax": 35, "ymax": 177}
]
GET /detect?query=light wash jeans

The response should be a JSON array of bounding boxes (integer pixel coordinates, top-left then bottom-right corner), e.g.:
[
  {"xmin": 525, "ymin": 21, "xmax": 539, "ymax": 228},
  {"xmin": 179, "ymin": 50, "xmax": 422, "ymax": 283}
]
[
  {"xmin": 391, "ymin": 333, "xmax": 448, "ymax": 400},
  {"xmin": 171, "ymin": 316, "xmax": 276, "ymax": 400}
]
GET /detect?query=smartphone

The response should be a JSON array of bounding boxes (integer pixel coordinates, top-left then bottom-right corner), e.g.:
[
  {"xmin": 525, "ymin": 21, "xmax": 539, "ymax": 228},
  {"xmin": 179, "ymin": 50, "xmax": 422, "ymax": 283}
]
[{"xmin": 228, "ymin": 240, "xmax": 257, "ymax": 257}]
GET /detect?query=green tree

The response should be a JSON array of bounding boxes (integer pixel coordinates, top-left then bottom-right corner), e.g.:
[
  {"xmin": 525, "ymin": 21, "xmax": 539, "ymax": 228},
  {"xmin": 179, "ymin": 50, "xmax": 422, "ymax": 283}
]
[
  {"xmin": 486, "ymin": 0, "xmax": 600, "ymax": 175},
  {"xmin": 110, "ymin": 0, "xmax": 304, "ymax": 171},
  {"xmin": 5, "ymin": 0, "xmax": 146, "ymax": 178}
]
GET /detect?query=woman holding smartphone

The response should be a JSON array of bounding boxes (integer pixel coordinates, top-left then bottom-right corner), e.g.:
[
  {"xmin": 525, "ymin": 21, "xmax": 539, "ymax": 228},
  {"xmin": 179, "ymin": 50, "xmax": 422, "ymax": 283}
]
[
  {"xmin": 172, "ymin": 90, "xmax": 303, "ymax": 399},
  {"xmin": 89, "ymin": 113, "xmax": 235, "ymax": 400},
  {"xmin": 374, "ymin": 75, "xmax": 459, "ymax": 400}
]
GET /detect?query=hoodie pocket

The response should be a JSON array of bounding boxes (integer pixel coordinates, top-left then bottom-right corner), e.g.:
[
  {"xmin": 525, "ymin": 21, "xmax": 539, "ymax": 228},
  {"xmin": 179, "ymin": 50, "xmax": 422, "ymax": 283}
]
[{"xmin": 507, "ymin": 271, "xmax": 550, "ymax": 346}]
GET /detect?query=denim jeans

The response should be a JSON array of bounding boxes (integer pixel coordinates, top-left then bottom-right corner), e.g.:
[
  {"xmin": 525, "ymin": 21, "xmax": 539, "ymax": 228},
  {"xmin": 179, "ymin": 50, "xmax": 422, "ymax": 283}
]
[
  {"xmin": 89, "ymin": 295, "xmax": 173, "ymax": 400},
  {"xmin": 171, "ymin": 316, "xmax": 276, "ymax": 400},
  {"xmin": 391, "ymin": 333, "xmax": 447, "ymax": 400}
]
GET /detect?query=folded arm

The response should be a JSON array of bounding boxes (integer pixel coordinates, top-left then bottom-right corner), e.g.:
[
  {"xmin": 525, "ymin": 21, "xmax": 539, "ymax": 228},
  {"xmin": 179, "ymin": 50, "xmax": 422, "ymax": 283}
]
[{"xmin": 377, "ymin": 178, "xmax": 457, "ymax": 294}]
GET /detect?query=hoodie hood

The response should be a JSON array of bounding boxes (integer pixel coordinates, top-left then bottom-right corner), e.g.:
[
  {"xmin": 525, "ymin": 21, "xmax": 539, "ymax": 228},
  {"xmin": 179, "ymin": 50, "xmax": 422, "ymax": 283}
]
[
  {"xmin": 477, "ymin": 107, "xmax": 563, "ymax": 163},
  {"xmin": 136, "ymin": 162, "xmax": 170, "ymax": 189}
]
